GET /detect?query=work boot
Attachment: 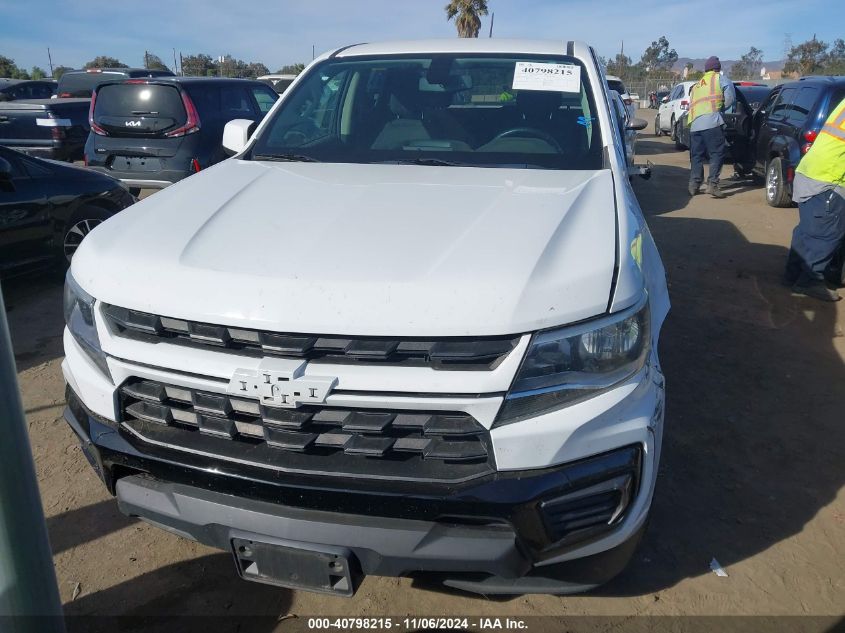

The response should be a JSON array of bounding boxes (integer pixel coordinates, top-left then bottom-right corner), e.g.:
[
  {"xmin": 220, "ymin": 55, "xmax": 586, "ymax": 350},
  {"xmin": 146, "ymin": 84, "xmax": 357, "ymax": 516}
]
[
  {"xmin": 688, "ymin": 182, "xmax": 700, "ymax": 196},
  {"xmin": 791, "ymin": 281, "xmax": 841, "ymax": 302},
  {"xmin": 707, "ymin": 182, "xmax": 727, "ymax": 198}
]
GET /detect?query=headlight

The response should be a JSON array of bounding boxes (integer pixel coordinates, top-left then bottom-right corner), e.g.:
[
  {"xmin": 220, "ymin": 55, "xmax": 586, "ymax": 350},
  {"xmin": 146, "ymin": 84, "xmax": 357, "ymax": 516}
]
[
  {"xmin": 495, "ymin": 296, "xmax": 650, "ymax": 427},
  {"xmin": 64, "ymin": 271, "xmax": 111, "ymax": 378}
]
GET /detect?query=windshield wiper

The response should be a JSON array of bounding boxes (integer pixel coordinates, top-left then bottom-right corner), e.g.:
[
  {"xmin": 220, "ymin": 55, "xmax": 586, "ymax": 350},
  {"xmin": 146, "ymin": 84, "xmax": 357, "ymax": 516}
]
[
  {"xmin": 253, "ymin": 153, "xmax": 320, "ymax": 163},
  {"xmin": 390, "ymin": 157, "xmax": 467, "ymax": 167}
]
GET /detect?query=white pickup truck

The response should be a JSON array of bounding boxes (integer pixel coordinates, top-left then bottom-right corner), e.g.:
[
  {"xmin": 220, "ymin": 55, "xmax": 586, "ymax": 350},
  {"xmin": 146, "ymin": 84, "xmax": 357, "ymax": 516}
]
[{"xmin": 62, "ymin": 38, "xmax": 670, "ymax": 596}]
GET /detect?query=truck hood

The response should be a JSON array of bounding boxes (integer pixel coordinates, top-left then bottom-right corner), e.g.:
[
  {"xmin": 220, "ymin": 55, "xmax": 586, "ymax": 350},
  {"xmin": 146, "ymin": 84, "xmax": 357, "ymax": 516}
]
[{"xmin": 72, "ymin": 159, "xmax": 618, "ymax": 336}]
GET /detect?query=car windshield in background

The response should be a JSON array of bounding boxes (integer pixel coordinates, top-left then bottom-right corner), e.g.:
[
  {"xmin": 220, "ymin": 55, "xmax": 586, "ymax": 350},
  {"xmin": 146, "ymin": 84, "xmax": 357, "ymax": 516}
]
[
  {"xmin": 736, "ymin": 86, "xmax": 772, "ymax": 111},
  {"xmin": 94, "ymin": 83, "xmax": 186, "ymax": 136},
  {"xmin": 248, "ymin": 54, "xmax": 603, "ymax": 170}
]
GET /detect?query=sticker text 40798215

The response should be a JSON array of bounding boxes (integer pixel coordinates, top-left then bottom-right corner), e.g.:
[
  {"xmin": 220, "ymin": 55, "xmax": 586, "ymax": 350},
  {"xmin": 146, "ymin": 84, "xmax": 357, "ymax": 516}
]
[{"xmin": 512, "ymin": 61, "xmax": 581, "ymax": 93}]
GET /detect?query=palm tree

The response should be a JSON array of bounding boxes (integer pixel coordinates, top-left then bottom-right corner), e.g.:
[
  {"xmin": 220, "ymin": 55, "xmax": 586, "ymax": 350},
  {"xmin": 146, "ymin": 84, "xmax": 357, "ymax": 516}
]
[{"xmin": 445, "ymin": 0, "xmax": 488, "ymax": 38}]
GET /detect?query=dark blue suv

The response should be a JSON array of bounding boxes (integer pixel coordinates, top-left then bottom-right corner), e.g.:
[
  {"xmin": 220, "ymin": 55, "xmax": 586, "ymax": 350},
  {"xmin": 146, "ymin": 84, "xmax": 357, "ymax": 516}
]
[
  {"xmin": 750, "ymin": 76, "xmax": 845, "ymax": 207},
  {"xmin": 85, "ymin": 77, "xmax": 278, "ymax": 193}
]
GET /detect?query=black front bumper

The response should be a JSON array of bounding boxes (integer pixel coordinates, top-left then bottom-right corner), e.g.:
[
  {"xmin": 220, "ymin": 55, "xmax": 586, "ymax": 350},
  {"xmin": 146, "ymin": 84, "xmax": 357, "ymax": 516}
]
[{"xmin": 65, "ymin": 390, "xmax": 646, "ymax": 595}]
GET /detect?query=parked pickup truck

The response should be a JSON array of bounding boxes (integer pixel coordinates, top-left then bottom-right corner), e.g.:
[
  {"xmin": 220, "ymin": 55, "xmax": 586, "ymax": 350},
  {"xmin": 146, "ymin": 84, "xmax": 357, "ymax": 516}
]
[
  {"xmin": 63, "ymin": 39, "xmax": 670, "ymax": 597},
  {"xmin": 0, "ymin": 98, "xmax": 90, "ymax": 161}
]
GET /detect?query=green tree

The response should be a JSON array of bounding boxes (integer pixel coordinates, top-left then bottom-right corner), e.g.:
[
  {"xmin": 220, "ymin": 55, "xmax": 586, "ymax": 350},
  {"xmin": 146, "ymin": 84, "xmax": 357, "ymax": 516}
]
[
  {"xmin": 244, "ymin": 62, "xmax": 270, "ymax": 78},
  {"xmin": 607, "ymin": 53, "xmax": 632, "ymax": 77},
  {"xmin": 143, "ymin": 53, "xmax": 170, "ymax": 72},
  {"xmin": 30, "ymin": 66, "xmax": 47, "ymax": 79},
  {"xmin": 730, "ymin": 46, "xmax": 764, "ymax": 80},
  {"xmin": 824, "ymin": 38, "xmax": 845, "ymax": 75},
  {"xmin": 445, "ymin": 0, "xmax": 488, "ymax": 38},
  {"xmin": 181, "ymin": 53, "xmax": 216, "ymax": 77},
  {"xmin": 277, "ymin": 63, "xmax": 305, "ymax": 75},
  {"xmin": 783, "ymin": 38, "xmax": 828, "ymax": 76},
  {"xmin": 640, "ymin": 36, "xmax": 678, "ymax": 71},
  {"xmin": 84, "ymin": 56, "xmax": 128, "ymax": 69},
  {"xmin": 52, "ymin": 65, "xmax": 73, "ymax": 79},
  {"xmin": 0, "ymin": 55, "xmax": 20, "ymax": 78}
]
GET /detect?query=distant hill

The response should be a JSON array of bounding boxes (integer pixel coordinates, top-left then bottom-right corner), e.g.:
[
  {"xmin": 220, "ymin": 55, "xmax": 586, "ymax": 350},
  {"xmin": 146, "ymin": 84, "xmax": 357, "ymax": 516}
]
[{"xmin": 673, "ymin": 57, "xmax": 784, "ymax": 74}]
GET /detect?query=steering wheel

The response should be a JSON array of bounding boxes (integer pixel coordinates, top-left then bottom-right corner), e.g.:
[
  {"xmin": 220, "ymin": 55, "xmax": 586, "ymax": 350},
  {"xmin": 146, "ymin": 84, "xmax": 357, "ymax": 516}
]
[
  {"xmin": 281, "ymin": 120, "xmax": 320, "ymax": 146},
  {"xmin": 490, "ymin": 127, "xmax": 564, "ymax": 153}
]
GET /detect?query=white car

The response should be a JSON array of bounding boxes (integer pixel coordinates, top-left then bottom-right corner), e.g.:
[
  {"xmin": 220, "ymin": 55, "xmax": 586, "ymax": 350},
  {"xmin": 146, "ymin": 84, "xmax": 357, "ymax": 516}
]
[
  {"xmin": 62, "ymin": 39, "xmax": 670, "ymax": 597},
  {"xmin": 609, "ymin": 89, "xmax": 640, "ymax": 174},
  {"xmin": 606, "ymin": 74, "xmax": 637, "ymax": 120},
  {"xmin": 655, "ymin": 80, "xmax": 696, "ymax": 138}
]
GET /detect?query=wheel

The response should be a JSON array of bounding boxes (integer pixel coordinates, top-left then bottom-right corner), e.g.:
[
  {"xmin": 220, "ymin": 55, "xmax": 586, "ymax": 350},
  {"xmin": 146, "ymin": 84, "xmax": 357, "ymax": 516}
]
[
  {"xmin": 765, "ymin": 158, "xmax": 792, "ymax": 207},
  {"xmin": 674, "ymin": 120, "xmax": 687, "ymax": 150},
  {"xmin": 669, "ymin": 115, "xmax": 676, "ymax": 141},
  {"xmin": 654, "ymin": 115, "xmax": 662, "ymax": 137},
  {"xmin": 61, "ymin": 206, "xmax": 113, "ymax": 264}
]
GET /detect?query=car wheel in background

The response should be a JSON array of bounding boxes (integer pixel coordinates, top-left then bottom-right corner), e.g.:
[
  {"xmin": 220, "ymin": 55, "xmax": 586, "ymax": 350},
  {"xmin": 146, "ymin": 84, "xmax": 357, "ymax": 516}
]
[
  {"xmin": 765, "ymin": 158, "xmax": 792, "ymax": 208},
  {"xmin": 129, "ymin": 187, "xmax": 141, "ymax": 197},
  {"xmin": 61, "ymin": 206, "xmax": 113, "ymax": 264},
  {"xmin": 654, "ymin": 115, "xmax": 662, "ymax": 137},
  {"xmin": 669, "ymin": 115, "xmax": 677, "ymax": 141},
  {"xmin": 674, "ymin": 121, "xmax": 687, "ymax": 150}
]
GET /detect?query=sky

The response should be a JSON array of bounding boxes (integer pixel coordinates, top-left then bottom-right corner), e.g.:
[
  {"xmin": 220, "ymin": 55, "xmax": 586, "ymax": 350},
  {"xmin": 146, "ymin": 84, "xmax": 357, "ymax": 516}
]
[{"xmin": 1, "ymin": 0, "xmax": 842, "ymax": 73}]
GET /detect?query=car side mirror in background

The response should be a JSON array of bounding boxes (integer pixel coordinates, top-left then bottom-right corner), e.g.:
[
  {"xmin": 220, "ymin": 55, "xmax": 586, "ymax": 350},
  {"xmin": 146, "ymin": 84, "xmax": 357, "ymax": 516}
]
[
  {"xmin": 222, "ymin": 119, "xmax": 257, "ymax": 156},
  {"xmin": 626, "ymin": 118, "xmax": 648, "ymax": 131},
  {"xmin": 660, "ymin": 96, "xmax": 669, "ymax": 104}
]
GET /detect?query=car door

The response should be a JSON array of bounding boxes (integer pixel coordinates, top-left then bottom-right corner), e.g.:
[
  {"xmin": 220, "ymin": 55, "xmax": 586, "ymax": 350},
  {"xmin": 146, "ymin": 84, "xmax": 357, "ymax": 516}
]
[
  {"xmin": 658, "ymin": 86, "xmax": 678, "ymax": 130},
  {"xmin": 0, "ymin": 148, "xmax": 52, "ymax": 270},
  {"xmin": 755, "ymin": 87, "xmax": 796, "ymax": 169}
]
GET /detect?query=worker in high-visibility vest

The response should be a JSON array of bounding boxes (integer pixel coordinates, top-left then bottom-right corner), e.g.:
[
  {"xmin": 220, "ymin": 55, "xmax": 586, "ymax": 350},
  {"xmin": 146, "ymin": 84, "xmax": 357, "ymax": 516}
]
[
  {"xmin": 687, "ymin": 56, "xmax": 735, "ymax": 198},
  {"xmin": 784, "ymin": 96, "xmax": 845, "ymax": 301}
]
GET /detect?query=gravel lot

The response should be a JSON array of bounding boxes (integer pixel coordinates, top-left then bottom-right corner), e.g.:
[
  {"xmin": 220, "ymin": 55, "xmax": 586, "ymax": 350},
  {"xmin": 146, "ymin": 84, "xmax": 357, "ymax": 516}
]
[{"xmin": 4, "ymin": 126, "xmax": 844, "ymax": 631}]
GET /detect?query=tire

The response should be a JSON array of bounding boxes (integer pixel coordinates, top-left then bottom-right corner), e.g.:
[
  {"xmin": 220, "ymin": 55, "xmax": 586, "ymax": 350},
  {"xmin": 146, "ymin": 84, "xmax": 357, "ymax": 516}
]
[
  {"xmin": 765, "ymin": 158, "xmax": 792, "ymax": 208},
  {"xmin": 60, "ymin": 206, "xmax": 114, "ymax": 265},
  {"xmin": 654, "ymin": 115, "xmax": 662, "ymax": 137},
  {"xmin": 674, "ymin": 121, "xmax": 687, "ymax": 150},
  {"xmin": 669, "ymin": 115, "xmax": 676, "ymax": 141}
]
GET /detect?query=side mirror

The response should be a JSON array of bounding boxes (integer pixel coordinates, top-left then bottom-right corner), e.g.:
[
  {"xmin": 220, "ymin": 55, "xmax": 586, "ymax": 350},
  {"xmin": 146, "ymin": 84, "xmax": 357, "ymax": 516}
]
[
  {"xmin": 0, "ymin": 157, "xmax": 12, "ymax": 179},
  {"xmin": 660, "ymin": 96, "xmax": 669, "ymax": 104},
  {"xmin": 626, "ymin": 118, "xmax": 648, "ymax": 131},
  {"xmin": 222, "ymin": 119, "xmax": 257, "ymax": 156}
]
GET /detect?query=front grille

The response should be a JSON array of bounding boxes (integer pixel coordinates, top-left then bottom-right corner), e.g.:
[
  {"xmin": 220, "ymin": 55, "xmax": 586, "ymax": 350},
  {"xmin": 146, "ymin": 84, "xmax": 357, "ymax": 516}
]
[
  {"xmin": 103, "ymin": 304, "xmax": 519, "ymax": 370},
  {"xmin": 118, "ymin": 379, "xmax": 494, "ymax": 482}
]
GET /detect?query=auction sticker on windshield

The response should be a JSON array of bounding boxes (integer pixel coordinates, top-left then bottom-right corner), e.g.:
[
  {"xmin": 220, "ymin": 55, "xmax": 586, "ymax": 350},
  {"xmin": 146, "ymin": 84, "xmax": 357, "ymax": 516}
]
[{"xmin": 512, "ymin": 61, "xmax": 580, "ymax": 92}]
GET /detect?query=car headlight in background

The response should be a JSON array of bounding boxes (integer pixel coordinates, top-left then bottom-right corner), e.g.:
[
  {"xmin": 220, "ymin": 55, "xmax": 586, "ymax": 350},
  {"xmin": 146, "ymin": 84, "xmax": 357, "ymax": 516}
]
[
  {"xmin": 495, "ymin": 296, "xmax": 650, "ymax": 427},
  {"xmin": 64, "ymin": 272, "xmax": 110, "ymax": 378}
]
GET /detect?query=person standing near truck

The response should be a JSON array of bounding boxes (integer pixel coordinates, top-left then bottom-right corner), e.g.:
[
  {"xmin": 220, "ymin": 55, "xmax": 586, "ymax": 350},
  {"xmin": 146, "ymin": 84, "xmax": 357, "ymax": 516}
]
[
  {"xmin": 784, "ymin": 96, "xmax": 845, "ymax": 302},
  {"xmin": 687, "ymin": 56, "xmax": 735, "ymax": 198}
]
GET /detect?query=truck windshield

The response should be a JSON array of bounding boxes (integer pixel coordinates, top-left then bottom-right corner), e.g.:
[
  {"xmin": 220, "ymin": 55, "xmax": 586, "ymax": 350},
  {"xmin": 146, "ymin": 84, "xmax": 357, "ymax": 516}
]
[{"xmin": 248, "ymin": 53, "xmax": 603, "ymax": 170}]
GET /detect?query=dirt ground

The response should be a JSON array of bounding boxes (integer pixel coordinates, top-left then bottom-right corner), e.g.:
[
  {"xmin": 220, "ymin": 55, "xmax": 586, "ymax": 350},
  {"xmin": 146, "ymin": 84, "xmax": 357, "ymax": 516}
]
[{"xmin": 3, "ymin": 125, "xmax": 844, "ymax": 631}]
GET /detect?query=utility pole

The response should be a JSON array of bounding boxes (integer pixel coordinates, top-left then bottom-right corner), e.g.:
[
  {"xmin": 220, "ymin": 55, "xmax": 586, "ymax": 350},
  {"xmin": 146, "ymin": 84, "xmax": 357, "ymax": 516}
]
[
  {"xmin": 312, "ymin": 44, "xmax": 315, "ymax": 60},
  {"xmin": 488, "ymin": 12, "xmax": 494, "ymax": 38},
  {"xmin": 144, "ymin": 50, "xmax": 149, "ymax": 69},
  {"xmin": 179, "ymin": 52, "xmax": 184, "ymax": 76},
  {"xmin": 173, "ymin": 48, "xmax": 178, "ymax": 74},
  {"xmin": 46, "ymin": 47, "xmax": 54, "ymax": 77}
]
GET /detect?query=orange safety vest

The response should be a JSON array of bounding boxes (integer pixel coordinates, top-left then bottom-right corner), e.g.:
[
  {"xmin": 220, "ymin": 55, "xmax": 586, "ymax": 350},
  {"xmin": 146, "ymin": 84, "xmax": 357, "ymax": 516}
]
[
  {"xmin": 688, "ymin": 71, "xmax": 723, "ymax": 123},
  {"xmin": 796, "ymin": 96, "xmax": 845, "ymax": 186}
]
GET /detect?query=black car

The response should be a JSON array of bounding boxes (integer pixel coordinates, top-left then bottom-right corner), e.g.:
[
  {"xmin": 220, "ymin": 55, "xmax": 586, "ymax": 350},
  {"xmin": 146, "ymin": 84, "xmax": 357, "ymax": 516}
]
[
  {"xmin": 675, "ymin": 84, "xmax": 774, "ymax": 173},
  {"xmin": 0, "ymin": 98, "xmax": 90, "ymax": 161},
  {"xmin": 0, "ymin": 145, "xmax": 134, "ymax": 275},
  {"xmin": 0, "ymin": 79, "xmax": 57, "ymax": 101},
  {"xmin": 85, "ymin": 77, "xmax": 278, "ymax": 192},
  {"xmin": 749, "ymin": 76, "xmax": 845, "ymax": 206},
  {"xmin": 56, "ymin": 68, "xmax": 174, "ymax": 98}
]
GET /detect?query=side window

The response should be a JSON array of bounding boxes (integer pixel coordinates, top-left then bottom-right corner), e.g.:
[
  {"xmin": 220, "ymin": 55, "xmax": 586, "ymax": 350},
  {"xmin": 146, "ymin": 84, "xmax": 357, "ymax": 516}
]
[
  {"xmin": 251, "ymin": 87, "xmax": 278, "ymax": 114},
  {"xmin": 34, "ymin": 84, "xmax": 54, "ymax": 99},
  {"xmin": 219, "ymin": 86, "xmax": 256, "ymax": 118},
  {"xmin": 758, "ymin": 89, "xmax": 780, "ymax": 115},
  {"xmin": 769, "ymin": 88, "xmax": 797, "ymax": 121},
  {"xmin": 785, "ymin": 87, "xmax": 819, "ymax": 126}
]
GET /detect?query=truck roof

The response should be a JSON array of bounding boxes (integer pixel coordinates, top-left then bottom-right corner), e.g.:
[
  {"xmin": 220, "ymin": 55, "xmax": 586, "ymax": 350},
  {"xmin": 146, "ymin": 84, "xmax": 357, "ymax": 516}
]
[{"xmin": 331, "ymin": 39, "xmax": 590, "ymax": 59}]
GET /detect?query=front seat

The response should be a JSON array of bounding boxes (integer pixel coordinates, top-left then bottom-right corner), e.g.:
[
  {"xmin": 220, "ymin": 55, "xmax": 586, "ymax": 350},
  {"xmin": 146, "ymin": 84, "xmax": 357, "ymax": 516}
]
[{"xmin": 370, "ymin": 73, "xmax": 431, "ymax": 150}]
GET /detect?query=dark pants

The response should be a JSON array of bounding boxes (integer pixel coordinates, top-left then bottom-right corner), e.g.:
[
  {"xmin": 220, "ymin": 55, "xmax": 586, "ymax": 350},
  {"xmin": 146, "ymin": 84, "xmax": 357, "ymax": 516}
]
[
  {"xmin": 785, "ymin": 190, "xmax": 845, "ymax": 284},
  {"xmin": 689, "ymin": 125, "xmax": 727, "ymax": 186}
]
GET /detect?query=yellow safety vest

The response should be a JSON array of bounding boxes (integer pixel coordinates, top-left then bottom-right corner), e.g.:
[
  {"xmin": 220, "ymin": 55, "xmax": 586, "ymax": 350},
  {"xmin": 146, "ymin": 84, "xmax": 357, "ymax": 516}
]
[
  {"xmin": 688, "ymin": 71, "xmax": 723, "ymax": 123},
  {"xmin": 797, "ymin": 97, "xmax": 845, "ymax": 186}
]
